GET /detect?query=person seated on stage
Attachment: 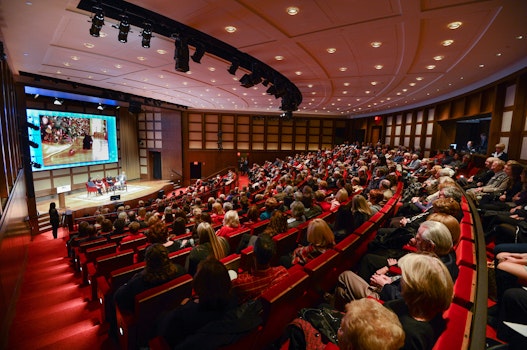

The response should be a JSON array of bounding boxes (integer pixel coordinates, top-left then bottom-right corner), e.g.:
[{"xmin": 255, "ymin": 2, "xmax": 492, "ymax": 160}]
[
  {"xmin": 87, "ymin": 178, "xmax": 102, "ymax": 195},
  {"xmin": 231, "ymin": 234, "xmax": 289, "ymax": 304},
  {"xmin": 338, "ymin": 298, "xmax": 405, "ymax": 350},
  {"xmin": 94, "ymin": 178, "xmax": 106, "ymax": 193},
  {"xmin": 115, "ymin": 171, "xmax": 127, "ymax": 189}
]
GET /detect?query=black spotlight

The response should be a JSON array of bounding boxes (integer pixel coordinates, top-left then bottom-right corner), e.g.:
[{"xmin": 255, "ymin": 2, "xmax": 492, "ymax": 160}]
[
  {"xmin": 240, "ymin": 72, "xmax": 262, "ymax": 88},
  {"xmin": 28, "ymin": 140, "xmax": 39, "ymax": 148},
  {"xmin": 174, "ymin": 34, "xmax": 190, "ymax": 72},
  {"xmin": 141, "ymin": 22, "xmax": 152, "ymax": 48},
  {"xmin": 30, "ymin": 161, "xmax": 42, "ymax": 169},
  {"xmin": 0, "ymin": 41, "xmax": 6, "ymax": 61},
  {"xmin": 191, "ymin": 43, "xmax": 205, "ymax": 63},
  {"xmin": 116, "ymin": 15, "xmax": 130, "ymax": 43},
  {"xmin": 89, "ymin": 7, "xmax": 104, "ymax": 37},
  {"xmin": 227, "ymin": 59, "xmax": 239, "ymax": 75},
  {"xmin": 26, "ymin": 122, "xmax": 39, "ymax": 131}
]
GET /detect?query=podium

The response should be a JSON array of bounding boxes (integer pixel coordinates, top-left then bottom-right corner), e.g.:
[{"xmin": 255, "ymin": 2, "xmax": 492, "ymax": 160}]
[{"xmin": 56, "ymin": 185, "xmax": 71, "ymax": 209}]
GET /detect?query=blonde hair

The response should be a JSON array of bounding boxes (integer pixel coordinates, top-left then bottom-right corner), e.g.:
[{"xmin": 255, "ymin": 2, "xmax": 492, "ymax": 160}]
[
  {"xmin": 306, "ymin": 219, "xmax": 335, "ymax": 249},
  {"xmin": 427, "ymin": 213, "xmax": 460, "ymax": 246},
  {"xmin": 197, "ymin": 222, "xmax": 228, "ymax": 260},
  {"xmin": 212, "ymin": 202, "xmax": 224, "ymax": 215},
  {"xmin": 222, "ymin": 210, "xmax": 240, "ymax": 228},
  {"xmin": 339, "ymin": 299, "xmax": 405, "ymax": 350},
  {"xmin": 335, "ymin": 188, "xmax": 349, "ymax": 203},
  {"xmin": 351, "ymin": 195, "xmax": 372, "ymax": 216},
  {"xmin": 398, "ymin": 253, "xmax": 453, "ymax": 320}
]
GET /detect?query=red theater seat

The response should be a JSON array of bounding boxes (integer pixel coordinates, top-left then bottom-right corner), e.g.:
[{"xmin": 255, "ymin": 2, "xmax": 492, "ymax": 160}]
[
  {"xmin": 115, "ymin": 274, "xmax": 193, "ymax": 350},
  {"xmin": 432, "ymin": 303, "xmax": 472, "ymax": 350},
  {"xmin": 258, "ymin": 270, "xmax": 312, "ymax": 348},
  {"xmin": 453, "ymin": 265, "xmax": 477, "ymax": 309},
  {"xmin": 87, "ymin": 248, "xmax": 134, "ymax": 300}
]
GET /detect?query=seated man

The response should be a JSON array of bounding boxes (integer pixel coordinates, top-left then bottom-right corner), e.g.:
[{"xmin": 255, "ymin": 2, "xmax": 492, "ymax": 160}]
[
  {"xmin": 231, "ymin": 234, "xmax": 289, "ymax": 304},
  {"xmin": 87, "ymin": 178, "xmax": 102, "ymax": 195}
]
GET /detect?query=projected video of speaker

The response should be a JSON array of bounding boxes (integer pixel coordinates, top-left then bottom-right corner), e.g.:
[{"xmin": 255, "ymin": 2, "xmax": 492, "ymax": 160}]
[{"xmin": 26, "ymin": 109, "xmax": 118, "ymax": 171}]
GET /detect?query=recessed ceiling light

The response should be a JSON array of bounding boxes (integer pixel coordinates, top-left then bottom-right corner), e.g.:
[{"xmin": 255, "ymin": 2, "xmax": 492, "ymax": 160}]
[
  {"xmin": 326, "ymin": 48, "xmax": 336, "ymax": 54},
  {"xmin": 447, "ymin": 21, "xmax": 462, "ymax": 29},
  {"xmin": 496, "ymin": 52, "xmax": 502, "ymax": 56},
  {"xmin": 343, "ymin": 82, "xmax": 350, "ymax": 86},
  {"xmin": 99, "ymin": 32, "xmax": 108, "ymax": 38},
  {"xmin": 433, "ymin": 55, "xmax": 444, "ymax": 61},
  {"xmin": 286, "ymin": 7, "xmax": 300, "ymax": 15},
  {"xmin": 159, "ymin": 74, "xmax": 164, "ymax": 78},
  {"xmin": 396, "ymin": 92, "xmax": 402, "ymax": 95},
  {"xmin": 225, "ymin": 26, "xmax": 237, "ymax": 33},
  {"xmin": 56, "ymin": 70, "xmax": 62, "ymax": 74},
  {"xmin": 426, "ymin": 65, "xmax": 436, "ymax": 70},
  {"xmin": 156, "ymin": 49, "xmax": 167, "ymax": 55},
  {"xmin": 137, "ymin": 56, "xmax": 146, "ymax": 61},
  {"xmin": 409, "ymin": 82, "xmax": 416, "ymax": 86},
  {"xmin": 208, "ymin": 67, "xmax": 216, "ymax": 71},
  {"xmin": 275, "ymin": 55, "xmax": 284, "ymax": 61},
  {"xmin": 479, "ymin": 64, "xmax": 485, "ymax": 68},
  {"xmin": 339, "ymin": 67, "xmax": 347, "ymax": 72},
  {"xmin": 83, "ymin": 43, "xmax": 95, "ymax": 49},
  {"xmin": 370, "ymin": 81, "xmax": 378, "ymax": 86},
  {"xmin": 307, "ymin": 84, "xmax": 313, "ymax": 88},
  {"xmin": 442, "ymin": 39, "xmax": 454, "ymax": 46},
  {"xmin": 295, "ymin": 71, "xmax": 302, "ymax": 75},
  {"xmin": 114, "ymin": 64, "xmax": 122, "ymax": 69},
  {"xmin": 63, "ymin": 62, "xmax": 71, "ymax": 67},
  {"xmin": 516, "ymin": 35, "xmax": 524, "ymax": 40},
  {"xmin": 416, "ymin": 76, "xmax": 424, "ymax": 81},
  {"xmin": 370, "ymin": 41, "xmax": 382, "ymax": 48},
  {"xmin": 365, "ymin": 90, "xmax": 371, "ymax": 94},
  {"xmin": 374, "ymin": 64, "xmax": 383, "ymax": 70},
  {"xmin": 402, "ymin": 88, "xmax": 408, "ymax": 92},
  {"xmin": 343, "ymin": 91, "xmax": 348, "ymax": 94},
  {"xmin": 70, "ymin": 56, "xmax": 80, "ymax": 61}
]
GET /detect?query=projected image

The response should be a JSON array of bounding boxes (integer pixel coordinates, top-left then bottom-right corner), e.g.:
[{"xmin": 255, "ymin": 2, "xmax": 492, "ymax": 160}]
[{"xmin": 27, "ymin": 109, "xmax": 118, "ymax": 171}]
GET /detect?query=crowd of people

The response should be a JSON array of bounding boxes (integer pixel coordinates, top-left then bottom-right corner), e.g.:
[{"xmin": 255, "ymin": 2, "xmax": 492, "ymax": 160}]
[{"xmin": 67, "ymin": 140, "xmax": 526, "ymax": 349}]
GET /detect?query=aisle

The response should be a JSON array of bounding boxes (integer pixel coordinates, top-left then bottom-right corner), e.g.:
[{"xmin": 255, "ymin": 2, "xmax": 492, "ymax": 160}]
[{"xmin": 7, "ymin": 228, "xmax": 118, "ymax": 350}]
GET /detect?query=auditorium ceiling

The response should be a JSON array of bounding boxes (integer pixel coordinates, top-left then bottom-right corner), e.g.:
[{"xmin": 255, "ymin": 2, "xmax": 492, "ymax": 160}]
[{"xmin": 0, "ymin": 0, "xmax": 526, "ymax": 117}]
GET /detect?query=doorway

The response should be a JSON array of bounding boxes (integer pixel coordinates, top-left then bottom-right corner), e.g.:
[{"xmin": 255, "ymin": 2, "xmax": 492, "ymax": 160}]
[
  {"xmin": 190, "ymin": 162, "xmax": 202, "ymax": 180},
  {"xmin": 150, "ymin": 151, "xmax": 162, "ymax": 180}
]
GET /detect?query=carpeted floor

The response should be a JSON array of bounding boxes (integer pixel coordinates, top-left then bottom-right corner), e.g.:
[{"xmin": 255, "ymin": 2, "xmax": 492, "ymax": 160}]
[{"xmin": 7, "ymin": 228, "xmax": 119, "ymax": 350}]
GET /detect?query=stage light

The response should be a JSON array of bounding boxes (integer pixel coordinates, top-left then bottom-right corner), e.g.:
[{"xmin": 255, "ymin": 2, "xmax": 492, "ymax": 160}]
[
  {"xmin": 54, "ymin": 98, "xmax": 63, "ymax": 106},
  {"xmin": 26, "ymin": 122, "xmax": 39, "ymax": 131},
  {"xmin": 28, "ymin": 140, "xmax": 39, "ymax": 148},
  {"xmin": 174, "ymin": 34, "xmax": 190, "ymax": 72},
  {"xmin": 0, "ymin": 41, "xmax": 5, "ymax": 61},
  {"xmin": 280, "ymin": 111, "xmax": 293, "ymax": 120},
  {"xmin": 114, "ymin": 15, "xmax": 130, "ymax": 43},
  {"xmin": 30, "ymin": 161, "xmax": 42, "ymax": 169},
  {"xmin": 240, "ymin": 70, "xmax": 262, "ymax": 88},
  {"xmin": 141, "ymin": 22, "xmax": 152, "ymax": 48},
  {"xmin": 97, "ymin": 103, "xmax": 104, "ymax": 110},
  {"xmin": 89, "ymin": 7, "xmax": 104, "ymax": 37},
  {"xmin": 227, "ymin": 59, "xmax": 239, "ymax": 75},
  {"xmin": 34, "ymin": 94, "xmax": 39, "ymax": 99},
  {"xmin": 191, "ymin": 43, "xmax": 205, "ymax": 63}
]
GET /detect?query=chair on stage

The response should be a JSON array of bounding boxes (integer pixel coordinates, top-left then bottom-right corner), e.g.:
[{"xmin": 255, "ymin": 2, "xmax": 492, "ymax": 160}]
[{"xmin": 86, "ymin": 182, "xmax": 99, "ymax": 196}]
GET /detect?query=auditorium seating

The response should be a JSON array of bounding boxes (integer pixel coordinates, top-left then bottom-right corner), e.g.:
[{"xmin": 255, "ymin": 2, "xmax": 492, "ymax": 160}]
[
  {"xmin": 118, "ymin": 236, "xmax": 148, "ymax": 252},
  {"xmin": 226, "ymin": 227, "xmax": 251, "ymax": 255},
  {"xmin": 115, "ymin": 274, "xmax": 193, "ymax": 350},
  {"xmin": 87, "ymin": 249, "xmax": 135, "ymax": 300}
]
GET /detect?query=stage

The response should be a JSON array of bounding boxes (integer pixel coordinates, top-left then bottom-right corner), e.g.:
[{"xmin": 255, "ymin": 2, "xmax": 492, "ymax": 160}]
[{"xmin": 36, "ymin": 179, "xmax": 175, "ymax": 217}]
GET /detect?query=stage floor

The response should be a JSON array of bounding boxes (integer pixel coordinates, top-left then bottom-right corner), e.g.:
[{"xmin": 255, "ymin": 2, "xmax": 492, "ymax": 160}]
[{"xmin": 36, "ymin": 179, "xmax": 173, "ymax": 214}]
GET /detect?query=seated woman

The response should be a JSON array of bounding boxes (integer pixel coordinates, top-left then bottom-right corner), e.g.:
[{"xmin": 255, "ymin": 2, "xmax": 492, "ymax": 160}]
[
  {"xmin": 282, "ymin": 218, "xmax": 335, "ymax": 268},
  {"xmin": 216, "ymin": 210, "xmax": 241, "ymax": 238},
  {"xmin": 210, "ymin": 202, "xmax": 225, "ymax": 225},
  {"xmin": 156, "ymin": 257, "xmax": 237, "ymax": 349},
  {"xmin": 287, "ymin": 201, "xmax": 306, "ymax": 228},
  {"xmin": 146, "ymin": 220, "xmax": 182, "ymax": 254},
  {"xmin": 109, "ymin": 244, "xmax": 185, "ymax": 337},
  {"xmin": 478, "ymin": 161, "xmax": 524, "ymax": 211},
  {"xmin": 350, "ymin": 194, "xmax": 372, "ymax": 231},
  {"xmin": 384, "ymin": 253, "xmax": 454, "ymax": 350},
  {"xmin": 185, "ymin": 222, "xmax": 230, "ymax": 276}
]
